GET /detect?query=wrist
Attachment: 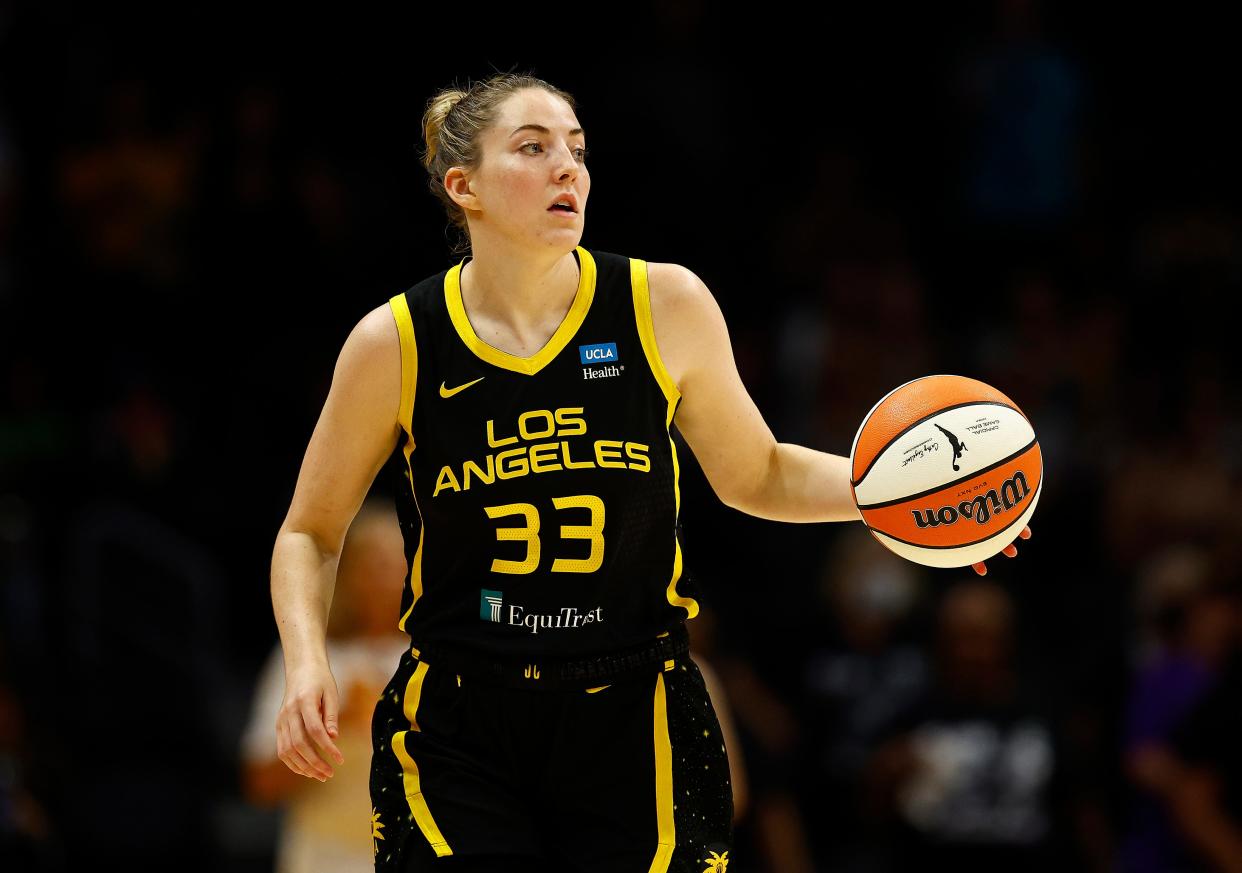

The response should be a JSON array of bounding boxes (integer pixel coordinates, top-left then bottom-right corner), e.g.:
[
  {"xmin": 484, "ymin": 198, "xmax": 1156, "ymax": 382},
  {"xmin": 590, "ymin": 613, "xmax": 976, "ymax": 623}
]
[{"xmin": 280, "ymin": 637, "xmax": 331, "ymax": 674}]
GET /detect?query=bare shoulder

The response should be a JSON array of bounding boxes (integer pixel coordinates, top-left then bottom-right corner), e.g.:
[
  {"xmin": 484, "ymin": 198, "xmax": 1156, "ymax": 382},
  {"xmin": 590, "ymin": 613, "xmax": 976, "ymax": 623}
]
[
  {"xmin": 279, "ymin": 300, "xmax": 403, "ymax": 549},
  {"xmin": 346, "ymin": 301, "xmax": 401, "ymax": 356},
  {"xmin": 331, "ymin": 301, "xmax": 401, "ymax": 382},
  {"xmin": 645, "ymin": 261, "xmax": 728, "ymax": 387},
  {"xmin": 325, "ymin": 300, "xmax": 402, "ymax": 429},
  {"xmin": 646, "ymin": 261, "xmax": 716, "ymax": 311}
]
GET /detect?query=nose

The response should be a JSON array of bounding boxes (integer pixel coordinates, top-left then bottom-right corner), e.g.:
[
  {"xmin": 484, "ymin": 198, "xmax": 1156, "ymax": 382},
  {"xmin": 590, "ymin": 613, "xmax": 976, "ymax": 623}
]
[{"xmin": 553, "ymin": 141, "xmax": 579, "ymax": 182}]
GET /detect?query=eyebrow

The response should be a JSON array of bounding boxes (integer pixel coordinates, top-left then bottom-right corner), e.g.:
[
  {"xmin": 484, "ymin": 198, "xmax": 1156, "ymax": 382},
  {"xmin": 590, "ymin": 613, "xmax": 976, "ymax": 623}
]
[{"xmin": 510, "ymin": 124, "xmax": 585, "ymax": 137}]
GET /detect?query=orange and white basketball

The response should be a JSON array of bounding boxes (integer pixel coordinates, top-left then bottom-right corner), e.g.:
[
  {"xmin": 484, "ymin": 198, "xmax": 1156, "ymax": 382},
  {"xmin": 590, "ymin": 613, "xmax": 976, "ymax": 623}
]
[{"xmin": 849, "ymin": 374, "xmax": 1042, "ymax": 568}]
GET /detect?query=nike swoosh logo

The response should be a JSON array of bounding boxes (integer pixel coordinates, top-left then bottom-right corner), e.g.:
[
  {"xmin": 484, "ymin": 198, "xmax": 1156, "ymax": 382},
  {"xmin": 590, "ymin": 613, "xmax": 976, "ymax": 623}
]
[{"xmin": 439, "ymin": 376, "xmax": 486, "ymax": 398}]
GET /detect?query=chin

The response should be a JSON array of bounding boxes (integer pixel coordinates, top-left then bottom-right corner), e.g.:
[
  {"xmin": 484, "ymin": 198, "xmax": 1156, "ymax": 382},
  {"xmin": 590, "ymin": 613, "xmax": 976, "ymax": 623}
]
[{"xmin": 534, "ymin": 230, "xmax": 584, "ymax": 251}]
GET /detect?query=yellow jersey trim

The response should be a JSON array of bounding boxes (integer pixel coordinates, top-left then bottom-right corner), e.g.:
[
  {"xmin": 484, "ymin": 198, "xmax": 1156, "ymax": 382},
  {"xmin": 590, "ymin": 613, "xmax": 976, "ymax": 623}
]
[
  {"xmin": 388, "ymin": 293, "xmax": 418, "ymax": 441},
  {"xmin": 444, "ymin": 246, "xmax": 596, "ymax": 375},
  {"xmin": 391, "ymin": 661, "xmax": 452, "ymax": 857},
  {"xmin": 646, "ymin": 672, "xmax": 675, "ymax": 873},
  {"xmin": 388, "ymin": 293, "xmax": 425, "ymax": 631},
  {"xmin": 397, "ymin": 475, "xmax": 425, "ymax": 631},
  {"xmin": 630, "ymin": 258, "xmax": 680, "ymax": 406},
  {"xmin": 632, "ymin": 258, "xmax": 699, "ymax": 620}
]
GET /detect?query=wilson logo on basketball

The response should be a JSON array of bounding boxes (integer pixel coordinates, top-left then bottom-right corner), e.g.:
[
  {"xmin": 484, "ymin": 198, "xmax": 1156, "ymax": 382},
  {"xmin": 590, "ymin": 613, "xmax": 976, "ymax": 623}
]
[{"xmin": 911, "ymin": 470, "xmax": 1032, "ymax": 528}]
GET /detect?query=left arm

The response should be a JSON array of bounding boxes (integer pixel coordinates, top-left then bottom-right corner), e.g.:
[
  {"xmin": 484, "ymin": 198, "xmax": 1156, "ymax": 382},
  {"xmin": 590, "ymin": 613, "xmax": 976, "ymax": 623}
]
[
  {"xmin": 647, "ymin": 262, "xmax": 860, "ymax": 523},
  {"xmin": 646, "ymin": 262, "xmax": 1028, "ymax": 573}
]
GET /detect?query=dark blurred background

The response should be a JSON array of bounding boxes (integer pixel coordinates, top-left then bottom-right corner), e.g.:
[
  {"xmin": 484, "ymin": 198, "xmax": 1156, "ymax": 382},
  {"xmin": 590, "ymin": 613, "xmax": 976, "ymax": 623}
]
[{"xmin": 3, "ymin": 1, "xmax": 1242, "ymax": 871}]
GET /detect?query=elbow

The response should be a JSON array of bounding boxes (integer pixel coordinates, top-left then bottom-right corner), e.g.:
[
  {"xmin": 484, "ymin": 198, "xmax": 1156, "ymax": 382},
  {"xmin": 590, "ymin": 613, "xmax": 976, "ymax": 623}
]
[
  {"xmin": 715, "ymin": 481, "xmax": 759, "ymax": 515},
  {"xmin": 276, "ymin": 522, "xmax": 342, "ymax": 560},
  {"xmin": 713, "ymin": 443, "xmax": 778, "ymax": 516},
  {"xmin": 722, "ymin": 496, "xmax": 771, "ymax": 519},
  {"xmin": 716, "ymin": 485, "xmax": 747, "ymax": 513}
]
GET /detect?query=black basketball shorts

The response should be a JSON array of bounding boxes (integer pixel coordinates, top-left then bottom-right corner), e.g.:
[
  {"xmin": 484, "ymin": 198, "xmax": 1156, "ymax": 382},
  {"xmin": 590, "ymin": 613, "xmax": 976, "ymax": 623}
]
[{"xmin": 368, "ymin": 646, "xmax": 734, "ymax": 873}]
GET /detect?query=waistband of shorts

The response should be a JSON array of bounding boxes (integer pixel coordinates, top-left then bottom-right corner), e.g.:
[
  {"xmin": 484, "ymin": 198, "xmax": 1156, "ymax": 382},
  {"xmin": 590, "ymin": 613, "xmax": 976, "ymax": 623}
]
[{"xmin": 408, "ymin": 623, "xmax": 690, "ymax": 690}]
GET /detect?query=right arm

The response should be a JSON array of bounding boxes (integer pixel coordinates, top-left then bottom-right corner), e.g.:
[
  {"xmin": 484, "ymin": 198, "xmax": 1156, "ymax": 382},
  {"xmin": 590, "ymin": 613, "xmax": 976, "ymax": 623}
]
[{"xmin": 269, "ymin": 303, "xmax": 403, "ymax": 781}]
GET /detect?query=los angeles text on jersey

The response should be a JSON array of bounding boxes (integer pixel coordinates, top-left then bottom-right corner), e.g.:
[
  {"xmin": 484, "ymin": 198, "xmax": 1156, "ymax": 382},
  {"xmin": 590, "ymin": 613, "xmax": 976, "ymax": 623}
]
[{"xmin": 432, "ymin": 406, "xmax": 650, "ymax": 497}]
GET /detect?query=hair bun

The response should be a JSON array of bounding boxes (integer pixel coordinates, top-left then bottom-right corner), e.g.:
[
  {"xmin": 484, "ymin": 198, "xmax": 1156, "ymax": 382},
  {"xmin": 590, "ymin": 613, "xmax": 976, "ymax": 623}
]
[
  {"xmin": 422, "ymin": 88, "xmax": 468, "ymax": 167},
  {"xmin": 419, "ymin": 73, "xmax": 577, "ymax": 256}
]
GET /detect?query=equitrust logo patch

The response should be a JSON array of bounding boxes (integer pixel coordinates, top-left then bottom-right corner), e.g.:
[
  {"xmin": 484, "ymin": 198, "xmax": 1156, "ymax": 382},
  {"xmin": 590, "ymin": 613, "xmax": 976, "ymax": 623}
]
[
  {"xmin": 579, "ymin": 342, "xmax": 622, "ymax": 380},
  {"xmin": 479, "ymin": 588, "xmax": 605, "ymax": 633},
  {"xmin": 480, "ymin": 589, "xmax": 503, "ymax": 622}
]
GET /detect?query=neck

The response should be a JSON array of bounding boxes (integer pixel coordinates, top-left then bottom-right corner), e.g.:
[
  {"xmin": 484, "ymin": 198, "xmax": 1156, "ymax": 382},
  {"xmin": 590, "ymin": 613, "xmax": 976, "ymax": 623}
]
[{"xmin": 459, "ymin": 240, "xmax": 581, "ymax": 349}]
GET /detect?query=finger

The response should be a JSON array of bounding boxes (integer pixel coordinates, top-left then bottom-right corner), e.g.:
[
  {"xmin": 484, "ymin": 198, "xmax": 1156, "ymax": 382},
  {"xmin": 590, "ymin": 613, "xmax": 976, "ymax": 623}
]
[
  {"xmin": 1003, "ymin": 543, "xmax": 1017, "ymax": 557},
  {"xmin": 1020, "ymin": 525, "xmax": 1032, "ymax": 539},
  {"xmin": 298, "ymin": 695, "xmax": 342, "ymax": 769},
  {"xmin": 973, "ymin": 561, "xmax": 987, "ymax": 576},
  {"xmin": 303, "ymin": 695, "xmax": 345, "ymax": 767},
  {"xmin": 321, "ymin": 686, "xmax": 345, "ymax": 762},
  {"xmin": 290, "ymin": 714, "xmax": 334, "ymax": 780},
  {"xmin": 282, "ymin": 719, "xmax": 327, "ymax": 780},
  {"xmin": 276, "ymin": 720, "xmax": 298, "ymax": 773},
  {"xmin": 278, "ymin": 719, "xmax": 321, "ymax": 780}
]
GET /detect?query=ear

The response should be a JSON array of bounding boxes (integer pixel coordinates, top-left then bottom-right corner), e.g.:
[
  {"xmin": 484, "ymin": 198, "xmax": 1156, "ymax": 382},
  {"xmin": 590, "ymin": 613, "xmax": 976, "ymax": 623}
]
[{"xmin": 444, "ymin": 167, "xmax": 478, "ymax": 211}]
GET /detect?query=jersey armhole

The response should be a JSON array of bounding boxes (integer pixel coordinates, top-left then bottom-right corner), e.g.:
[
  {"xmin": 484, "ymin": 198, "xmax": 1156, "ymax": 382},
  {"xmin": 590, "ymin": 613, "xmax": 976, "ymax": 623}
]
[
  {"xmin": 630, "ymin": 258, "xmax": 682, "ymax": 411},
  {"xmin": 388, "ymin": 292, "xmax": 418, "ymax": 448}
]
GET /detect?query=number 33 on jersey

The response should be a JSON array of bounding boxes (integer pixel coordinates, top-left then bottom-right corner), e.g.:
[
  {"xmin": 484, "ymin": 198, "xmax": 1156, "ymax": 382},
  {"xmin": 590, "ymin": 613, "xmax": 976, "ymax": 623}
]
[{"xmin": 385, "ymin": 246, "xmax": 700, "ymax": 658}]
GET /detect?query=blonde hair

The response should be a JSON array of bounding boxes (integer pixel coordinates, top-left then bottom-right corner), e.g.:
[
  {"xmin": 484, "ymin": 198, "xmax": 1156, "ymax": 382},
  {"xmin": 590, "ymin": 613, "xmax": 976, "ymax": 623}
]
[{"xmin": 419, "ymin": 70, "xmax": 577, "ymax": 256}]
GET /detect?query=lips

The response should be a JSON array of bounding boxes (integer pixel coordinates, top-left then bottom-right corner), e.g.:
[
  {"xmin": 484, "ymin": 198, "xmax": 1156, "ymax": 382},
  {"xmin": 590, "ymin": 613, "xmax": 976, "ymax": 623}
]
[{"xmin": 548, "ymin": 192, "xmax": 579, "ymax": 213}]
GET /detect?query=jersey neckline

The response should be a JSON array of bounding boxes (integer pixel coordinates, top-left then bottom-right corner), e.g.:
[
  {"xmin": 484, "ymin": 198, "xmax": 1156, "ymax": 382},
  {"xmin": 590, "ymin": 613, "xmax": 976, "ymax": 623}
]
[{"xmin": 444, "ymin": 246, "xmax": 597, "ymax": 376}]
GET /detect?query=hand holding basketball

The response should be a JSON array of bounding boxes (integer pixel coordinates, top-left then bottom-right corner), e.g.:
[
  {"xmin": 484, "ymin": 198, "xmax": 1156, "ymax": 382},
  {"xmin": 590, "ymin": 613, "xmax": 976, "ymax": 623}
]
[
  {"xmin": 972, "ymin": 524, "xmax": 1033, "ymax": 575},
  {"xmin": 849, "ymin": 375, "xmax": 1042, "ymax": 570}
]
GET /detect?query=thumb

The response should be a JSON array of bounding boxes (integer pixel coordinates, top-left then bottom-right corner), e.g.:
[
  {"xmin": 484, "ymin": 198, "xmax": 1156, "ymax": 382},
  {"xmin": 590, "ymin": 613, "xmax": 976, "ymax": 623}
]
[{"xmin": 323, "ymin": 686, "xmax": 340, "ymax": 738}]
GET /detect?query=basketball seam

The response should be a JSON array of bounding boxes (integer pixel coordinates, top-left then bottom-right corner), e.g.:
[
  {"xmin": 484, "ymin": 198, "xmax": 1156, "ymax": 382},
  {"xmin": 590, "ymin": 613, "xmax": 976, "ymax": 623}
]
[
  {"xmin": 851, "ymin": 400, "xmax": 1024, "ymax": 487},
  {"xmin": 862, "ymin": 474, "xmax": 1041, "ymax": 549},
  {"xmin": 855, "ymin": 436, "xmax": 1039, "ymax": 509},
  {"xmin": 849, "ymin": 374, "xmax": 941, "ymax": 461}
]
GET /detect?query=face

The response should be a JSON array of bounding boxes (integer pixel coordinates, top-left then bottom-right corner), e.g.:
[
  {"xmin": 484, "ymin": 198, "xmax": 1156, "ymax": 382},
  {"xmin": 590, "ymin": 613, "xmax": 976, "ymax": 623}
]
[{"xmin": 447, "ymin": 88, "xmax": 590, "ymax": 250}]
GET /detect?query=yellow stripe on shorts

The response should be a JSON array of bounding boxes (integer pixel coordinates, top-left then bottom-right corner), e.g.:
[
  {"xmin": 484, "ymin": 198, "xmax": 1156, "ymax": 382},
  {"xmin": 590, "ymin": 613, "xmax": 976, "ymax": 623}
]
[
  {"xmin": 647, "ymin": 671, "xmax": 675, "ymax": 872},
  {"xmin": 390, "ymin": 660, "xmax": 452, "ymax": 857}
]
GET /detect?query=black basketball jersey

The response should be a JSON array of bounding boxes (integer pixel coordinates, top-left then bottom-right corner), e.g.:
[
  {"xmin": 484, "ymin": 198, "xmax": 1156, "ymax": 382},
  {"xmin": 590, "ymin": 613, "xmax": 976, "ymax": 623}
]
[{"xmin": 383, "ymin": 245, "xmax": 700, "ymax": 658}]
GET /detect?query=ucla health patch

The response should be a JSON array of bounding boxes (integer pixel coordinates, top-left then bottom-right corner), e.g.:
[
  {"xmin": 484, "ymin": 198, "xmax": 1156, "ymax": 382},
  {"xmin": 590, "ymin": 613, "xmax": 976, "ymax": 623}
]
[{"xmin": 579, "ymin": 342, "xmax": 619, "ymax": 365}]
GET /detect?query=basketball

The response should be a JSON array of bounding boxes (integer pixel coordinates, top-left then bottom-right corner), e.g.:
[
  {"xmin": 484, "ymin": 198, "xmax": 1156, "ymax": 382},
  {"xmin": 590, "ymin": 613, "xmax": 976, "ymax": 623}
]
[{"xmin": 849, "ymin": 374, "xmax": 1042, "ymax": 568}]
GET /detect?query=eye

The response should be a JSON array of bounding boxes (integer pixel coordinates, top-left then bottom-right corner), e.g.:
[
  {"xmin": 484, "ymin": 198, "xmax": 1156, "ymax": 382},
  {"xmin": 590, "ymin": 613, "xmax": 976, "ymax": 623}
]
[{"xmin": 520, "ymin": 141, "xmax": 589, "ymax": 161}]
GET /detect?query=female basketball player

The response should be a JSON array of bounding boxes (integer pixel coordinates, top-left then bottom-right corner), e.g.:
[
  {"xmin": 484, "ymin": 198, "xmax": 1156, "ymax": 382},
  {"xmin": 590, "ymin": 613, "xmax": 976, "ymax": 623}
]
[{"xmin": 269, "ymin": 72, "xmax": 1032, "ymax": 872}]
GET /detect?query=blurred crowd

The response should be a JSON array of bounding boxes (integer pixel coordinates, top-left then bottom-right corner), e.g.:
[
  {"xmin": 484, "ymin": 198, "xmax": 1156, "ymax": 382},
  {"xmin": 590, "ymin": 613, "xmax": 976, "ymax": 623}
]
[{"xmin": 3, "ymin": 1, "xmax": 1242, "ymax": 871}]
